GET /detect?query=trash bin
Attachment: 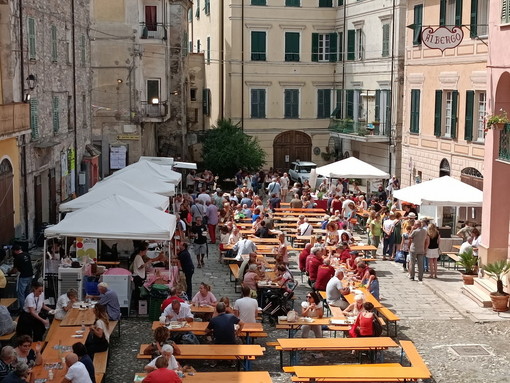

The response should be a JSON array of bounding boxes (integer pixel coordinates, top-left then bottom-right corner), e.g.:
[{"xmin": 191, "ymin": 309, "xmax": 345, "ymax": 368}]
[{"xmin": 148, "ymin": 284, "xmax": 169, "ymax": 321}]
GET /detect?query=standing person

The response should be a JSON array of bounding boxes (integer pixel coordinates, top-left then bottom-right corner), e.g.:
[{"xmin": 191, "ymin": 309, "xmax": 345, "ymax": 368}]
[
  {"xmin": 16, "ymin": 282, "xmax": 51, "ymax": 342},
  {"xmin": 132, "ymin": 243, "xmax": 152, "ymax": 308},
  {"xmin": 233, "ymin": 286, "xmax": 258, "ymax": 323},
  {"xmin": 191, "ymin": 217, "xmax": 208, "ymax": 268},
  {"xmin": 176, "ymin": 244, "xmax": 194, "ymax": 300},
  {"xmin": 369, "ymin": 213, "xmax": 383, "ymax": 258},
  {"xmin": 84, "ymin": 304, "xmax": 110, "ymax": 359},
  {"xmin": 425, "ymin": 223, "xmax": 441, "ymax": 279},
  {"xmin": 382, "ymin": 213, "xmax": 397, "ymax": 261},
  {"xmin": 190, "ymin": 200, "xmax": 206, "ymax": 224},
  {"xmin": 409, "ymin": 221, "xmax": 428, "ymax": 282},
  {"xmin": 205, "ymin": 201, "xmax": 219, "ymax": 244},
  {"xmin": 280, "ymin": 173, "xmax": 290, "ymax": 202},
  {"xmin": 301, "ymin": 291, "xmax": 324, "ymax": 339},
  {"xmin": 392, "ymin": 212, "xmax": 403, "ymax": 260},
  {"xmin": 62, "ymin": 353, "xmax": 93, "ymax": 383},
  {"xmin": 266, "ymin": 178, "xmax": 281, "ymax": 198},
  {"xmin": 10, "ymin": 245, "xmax": 33, "ymax": 312}
]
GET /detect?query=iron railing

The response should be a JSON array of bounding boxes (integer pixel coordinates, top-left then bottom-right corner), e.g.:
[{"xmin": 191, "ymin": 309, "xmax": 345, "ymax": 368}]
[
  {"xmin": 139, "ymin": 23, "xmax": 166, "ymax": 40},
  {"xmin": 328, "ymin": 118, "xmax": 389, "ymax": 137},
  {"xmin": 499, "ymin": 123, "xmax": 510, "ymax": 162}
]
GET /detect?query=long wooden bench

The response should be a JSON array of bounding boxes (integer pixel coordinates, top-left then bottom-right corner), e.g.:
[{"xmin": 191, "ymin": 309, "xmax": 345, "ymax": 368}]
[
  {"xmin": 289, "ymin": 365, "xmax": 429, "ymax": 382},
  {"xmin": 441, "ymin": 252, "xmax": 460, "ymax": 269},
  {"xmin": 376, "ymin": 307, "xmax": 400, "ymax": 337},
  {"xmin": 400, "ymin": 340, "xmax": 431, "ymax": 377},
  {"xmin": 229, "ymin": 263, "xmax": 240, "ymax": 292},
  {"xmin": 93, "ymin": 351, "xmax": 108, "ymax": 383},
  {"xmin": 137, "ymin": 344, "xmax": 259, "ymax": 360}
]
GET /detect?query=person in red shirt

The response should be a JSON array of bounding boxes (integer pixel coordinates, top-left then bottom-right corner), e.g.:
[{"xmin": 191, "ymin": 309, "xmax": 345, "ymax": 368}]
[
  {"xmin": 306, "ymin": 247, "xmax": 324, "ymax": 288},
  {"xmin": 142, "ymin": 356, "xmax": 182, "ymax": 383},
  {"xmin": 299, "ymin": 243, "xmax": 312, "ymax": 272},
  {"xmin": 330, "ymin": 195, "xmax": 342, "ymax": 215},
  {"xmin": 336, "ymin": 242, "xmax": 352, "ymax": 263},
  {"xmin": 313, "ymin": 259, "xmax": 335, "ymax": 291},
  {"xmin": 352, "ymin": 302, "xmax": 375, "ymax": 337},
  {"xmin": 160, "ymin": 287, "xmax": 185, "ymax": 312}
]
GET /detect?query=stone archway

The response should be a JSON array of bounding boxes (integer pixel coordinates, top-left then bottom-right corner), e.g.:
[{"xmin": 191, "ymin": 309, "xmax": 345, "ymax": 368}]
[
  {"xmin": 0, "ymin": 159, "xmax": 14, "ymax": 245},
  {"xmin": 439, "ymin": 158, "xmax": 450, "ymax": 177},
  {"xmin": 273, "ymin": 131, "xmax": 312, "ymax": 172},
  {"xmin": 459, "ymin": 167, "xmax": 483, "ymax": 225}
]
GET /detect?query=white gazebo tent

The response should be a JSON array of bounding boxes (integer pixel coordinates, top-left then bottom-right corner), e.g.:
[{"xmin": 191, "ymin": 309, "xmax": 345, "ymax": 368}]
[
  {"xmin": 59, "ymin": 179, "xmax": 170, "ymax": 213},
  {"xmin": 315, "ymin": 157, "xmax": 390, "ymax": 179},
  {"xmin": 112, "ymin": 160, "xmax": 182, "ymax": 185},
  {"xmin": 93, "ymin": 170, "xmax": 176, "ymax": 196},
  {"xmin": 393, "ymin": 176, "xmax": 483, "ymax": 227}
]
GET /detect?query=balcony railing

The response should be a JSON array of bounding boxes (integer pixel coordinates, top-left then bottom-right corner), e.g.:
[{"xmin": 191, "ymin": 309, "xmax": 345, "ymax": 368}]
[
  {"xmin": 0, "ymin": 103, "xmax": 30, "ymax": 136},
  {"xmin": 140, "ymin": 101, "xmax": 167, "ymax": 118},
  {"xmin": 328, "ymin": 118, "xmax": 389, "ymax": 137},
  {"xmin": 499, "ymin": 123, "xmax": 510, "ymax": 162},
  {"xmin": 139, "ymin": 23, "xmax": 166, "ymax": 40}
]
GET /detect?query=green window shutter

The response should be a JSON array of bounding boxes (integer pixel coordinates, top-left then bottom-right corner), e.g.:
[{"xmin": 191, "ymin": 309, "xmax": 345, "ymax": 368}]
[
  {"xmin": 455, "ymin": 0, "xmax": 463, "ymax": 26},
  {"xmin": 52, "ymin": 96, "xmax": 60, "ymax": 133},
  {"xmin": 251, "ymin": 31, "xmax": 266, "ymax": 61},
  {"xmin": 375, "ymin": 90, "xmax": 381, "ymax": 121},
  {"xmin": 317, "ymin": 89, "xmax": 331, "ymax": 119},
  {"xmin": 251, "ymin": 0, "xmax": 266, "ymax": 5},
  {"xmin": 28, "ymin": 18, "xmax": 36, "ymax": 60},
  {"xmin": 439, "ymin": 0, "xmax": 446, "ymax": 26},
  {"xmin": 251, "ymin": 89, "xmax": 266, "ymax": 118},
  {"xmin": 319, "ymin": 0, "xmax": 333, "ymax": 7},
  {"xmin": 347, "ymin": 30, "xmax": 355, "ymax": 61},
  {"xmin": 183, "ymin": 32, "xmax": 188, "ymax": 55},
  {"xmin": 434, "ymin": 90, "xmax": 443, "ymax": 137},
  {"xmin": 81, "ymin": 34, "xmax": 86, "ymax": 66},
  {"xmin": 329, "ymin": 32, "xmax": 337, "ymax": 62},
  {"xmin": 451, "ymin": 90, "xmax": 459, "ymax": 139},
  {"xmin": 203, "ymin": 89, "xmax": 211, "ymax": 116},
  {"xmin": 410, "ymin": 89, "xmax": 420, "ymax": 133},
  {"xmin": 29, "ymin": 98, "xmax": 39, "ymax": 139},
  {"xmin": 470, "ymin": 0, "xmax": 478, "ymax": 37},
  {"xmin": 464, "ymin": 90, "xmax": 474, "ymax": 141},
  {"xmin": 346, "ymin": 90, "xmax": 354, "ymax": 119},
  {"xmin": 413, "ymin": 5, "xmax": 423, "ymax": 45},
  {"xmin": 188, "ymin": 8, "xmax": 193, "ymax": 22},
  {"xmin": 338, "ymin": 31, "xmax": 343, "ymax": 62},
  {"xmin": 286, "ymin": 0, "xmax": 300, "ymax": 6},
  {"xmin": 284, "ymin": 89, "xmax": 299, "ymax": 118},
  {"xmin": 285, "ymin": 32, "xmax": 300, "ymax": 62},
  {"xmin": 338, "ymin": 0, "xmax": 344, "ymax": 5},
  {"xmin": 311, "ymin": 33, "xmax": 319, "ymax": 62},
  {"xmin": 196, "ymin": 0, "xmax": 200, "ymax": 18},
  {"xmin": 382, "ymin": 24, "xmax": 390, "ymax": 57},
  {"xmin": 335, "ymin": 89, "xmax": 343, "ymax": 118},
  {"xmin": 206, "ymin": 36, "xmax": 211, "ymax": 63},
  {"xmin": 205, "ymin": 0, "xmax": 210, "ymax": 15},
  {"xmin": 51, "ymin": 25, "xmax": 57, "ymax": 62}
]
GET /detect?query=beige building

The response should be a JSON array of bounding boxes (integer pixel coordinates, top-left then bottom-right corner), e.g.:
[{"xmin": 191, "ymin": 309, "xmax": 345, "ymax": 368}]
[
  {"xmin": 191, "ymin": 0, "xmax": 405, "ymax": 177},
  {"xmin": 402, "ymin": 0, "xmax": 487, "ymax": 227},
  {"xmin": 90, "ymin": 0, "xmax": 194, "ymax": 176}
]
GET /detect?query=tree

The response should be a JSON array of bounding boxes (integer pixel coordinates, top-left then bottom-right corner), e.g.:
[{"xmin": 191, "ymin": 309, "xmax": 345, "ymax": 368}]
[{"xmin": 202, "ymin": 119, "xmax": 266, "ymax": 178}]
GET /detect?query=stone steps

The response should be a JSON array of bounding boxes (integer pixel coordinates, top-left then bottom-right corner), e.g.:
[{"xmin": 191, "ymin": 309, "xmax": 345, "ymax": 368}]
[
  {"xmin": 474, "ymin": 277, "xmax": 498, "ymax": 296},
  {"xmin": 462, "ymin": 284, "xmax": 492, "ymax": 308}
]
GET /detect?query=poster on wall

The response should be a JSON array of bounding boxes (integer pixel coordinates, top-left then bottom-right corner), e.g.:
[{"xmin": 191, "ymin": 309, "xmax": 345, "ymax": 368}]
[
  {"xmin": 110, "ymin": 145, "xmax": 128, "ymax": 170},
  {"xmin": 76, "ymin": 237, "xmax": 97, "ymax": 261}
]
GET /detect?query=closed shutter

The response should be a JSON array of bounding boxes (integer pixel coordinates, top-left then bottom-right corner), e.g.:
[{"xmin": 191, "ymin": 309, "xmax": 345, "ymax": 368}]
[
  {"xmin": 205, "ymin": 0, "xmax": 210, "ymax": 15},
  {"xmin": 196, "ymin": 0, "xmax": 200, "ymax": 18},
  {"xmin": 284, "ymin": 89, "xmax": 299, "ymax": 118},
  {"xmin": 51, "ymin": 26, "xmax": 57, "ymax": 62},
  {"xmin": 338, "ymin": 31, "xmax": 343, "ymax": 61},
  {"xmin": 464, "ymin": 90, "xmax": 474, "ymax": 141},
  {"xmin": 285, "ymin": 32, "xmax": 300, "ymax": 62},
  {"xmin": 413, "ymin": 5, "xmax": 423, "ymax": 45},
  {"xmin": 52, "ymin": 96, "xmax": 60, "ymax": 133},
  {"xmin": 251, "ymin": 0, "xmax": 266, "ymax": 5},
  {"xmin": 347, "ymin": 30, "xmax": 355, "ymax": 60},
  {"xmin": 334, "ymin": 89, "xmax": 343, "ymax": 118},
  {"xmin": 346, "ymin": 90, "xmax": 354, "ymax": 119},
  {"xmin": 319, "ymin": 0, "xmax": 333, "ymax": 6},
  {"xmin": 251, "ymin": 89, "xmax": 265, "ymax": 118},
  {"xmin": 203, "ymin": 88, "xmax": 211, "ymax": 116},
  {"xmin": 206, "ymin": 36, "xmax": 211, "ymax": 63},
  {"xmin": 317, "ymin": 90, "xmax": 331, "ymax": 119},
  {"xmin": 28, "ymin": 18, "xmax": 36, "ymax": 59},
  {"xmin": 470, "ymin": 0, "xmax": 478, "ymax": 37},
  {"xmin": 382, "ymin": 24, "xmax": 390, "ymax": 57},
  {"xmin": 451, "ymin": 90, "xmax": 459, "ymax": 139},
  {"xmin": 439, "ymin": 0, "xmax": 446, "ymax": 26},
  {"xmin": 455, "ymin": 0, "xmax": 463, "ymax": 26},
  {"xmin": 30, "ymin": 99, "xmax": 39, "ymax": 139},
  {"xmin": 434, "ymin": 90, "xmax": 443, "ymax": 137},
  {"xmin": 410, "ymin": 89, "xmax": 420, "ymax": 133},
  {"xmin": 286, "ymin": 0, "xmax": 300, "ymax": 6},
  {"xmin": 375, "ymin": 90, "xmax": 381, "ymax": 121},
  {"xmin": 311, "ymin": 33, "xmax": 319, "ymax": 62},
  {"xmin": 329, "ymin": 32, "xmax": 337, "ymax": 62}
]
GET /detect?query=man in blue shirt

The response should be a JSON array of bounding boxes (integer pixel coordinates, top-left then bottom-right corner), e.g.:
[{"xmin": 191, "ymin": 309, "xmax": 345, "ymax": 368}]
[
  {"xmin": 206, "ymin": 302, "xmax": 243, "ymax": 345},
  {"xmin": 97, "ymin": 282, "xmax": 121, "ymax": 321}
]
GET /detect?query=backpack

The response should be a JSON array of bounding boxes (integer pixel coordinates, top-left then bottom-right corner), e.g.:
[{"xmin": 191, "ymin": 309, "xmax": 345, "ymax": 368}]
[{"xmin": 372, "ymin": 315, "xmax": 383, "ymax": 337}]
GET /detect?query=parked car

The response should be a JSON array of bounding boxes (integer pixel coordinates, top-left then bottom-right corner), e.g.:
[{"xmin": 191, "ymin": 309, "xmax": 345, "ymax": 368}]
[{"xmin": 289, "ymin": 161, "xmax": 324, "ymax": 185}]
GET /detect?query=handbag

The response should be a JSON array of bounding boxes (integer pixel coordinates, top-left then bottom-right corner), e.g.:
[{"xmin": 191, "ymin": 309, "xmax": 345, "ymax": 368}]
[
  {"xmin": 287, "ymin": 310, "xmax": 298, "ymax": 323},
  {"xmin": 394, "ymin": 251, "xmax": 406, "ymax": 264}
]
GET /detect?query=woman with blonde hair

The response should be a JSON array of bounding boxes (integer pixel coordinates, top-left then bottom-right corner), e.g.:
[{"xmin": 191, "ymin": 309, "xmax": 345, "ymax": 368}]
[
  {"xmin": 425, "ymin": 223, "xmax": 441, "ymax": 278},
  {"xmin": 85, "ymin": 304, "xmax": 110, "ymax": 359}
]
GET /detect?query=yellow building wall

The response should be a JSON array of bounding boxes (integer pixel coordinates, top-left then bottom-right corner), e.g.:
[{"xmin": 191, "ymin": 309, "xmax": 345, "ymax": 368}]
[
  {"xmin": 0, "ymin": 138, "xmax": 21, "ymax": 228},
  {"xmin": 93, "ymin": 0, "xmax": 125, "ymax": 22}
]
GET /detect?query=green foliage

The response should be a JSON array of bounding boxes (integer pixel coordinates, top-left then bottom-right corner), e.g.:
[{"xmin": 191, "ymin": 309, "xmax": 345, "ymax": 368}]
[
  {"xmin": 202, "ymin": 119, "xmax": 266, "ymax": 178},
  {"xmin": 456, "ymin": 247, "xmax": 477, "ymax": 275},
  {"xmin": 483, "ymin": 260, "xmax": 510, "ymax": 295}
]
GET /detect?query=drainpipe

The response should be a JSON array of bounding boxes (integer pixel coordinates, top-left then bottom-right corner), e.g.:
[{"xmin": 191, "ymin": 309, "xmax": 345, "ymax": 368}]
[
  {"xmin": 341, "ymin": 0, "xmax": 346, "ymax": 115},
  {"xmin": 388, "ymin": 0, "xmax": 396, "ymax": 177},
  {"xmin": 241, "ymin": 0, "xmax": 244, "ymax": 130},
  {"xmin": 220, "ymin": 0, "xmax": 224, "ymax": 120},
  {"xmin": 71, "ymin": 0, "xmax": 79, "ymax": 191}
]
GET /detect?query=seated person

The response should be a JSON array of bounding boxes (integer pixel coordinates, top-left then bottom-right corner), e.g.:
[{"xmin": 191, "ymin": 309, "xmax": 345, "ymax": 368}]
[
  {"xmin": 233, "ymin": 287, "xmax": 259, "ymax": 324},
  {"xmin": 142, "ymin": 356, "xmax": 182, "ymax": 383},
  {"xmin": 163, "ymin": 301, "xmax": 193, "ymax": 323},
  {"xmin": 206, "ymin": 302, "xmax": 243, "ymax": 345},
  {"xmin": 239, "ymin": 253, "xmax": 263, "ymax": 279},
  {"xmin": 144, "ymin": 344, "xmax": 181, "ymax": 372},
  {"xmin": 272, "ymin": 265, "xmax": 295, "ymax": 294},
  {"xmin": 55, "ymin": 288, "xmax": 78, "ymax": 320},
  {"xmin": 218, "ymin": 297, "xmax": 234, "ymax": 315},
  {"xmin": 354, "ymin": 261, "xmax": 371, "ymax": 281},
  {"xmin": 161, "ymin": 287, "xmax": 185, "ymax": 312},
  {"xmin": 313, "ymin": 258, "xmax": 335, "ymax": 291},
  {"xmin": 88, "ymin": 282, "xmax": 121, "ymax": 321},
  {"xmin": 325, "ymin": 269, "xmax": 350, "ymax": 309},
  {"xmin": 336, "ymin": 242, "xmax": 352, "ymax": 263},
  {"xmin": 0, "ymin": 346, "xmax": 17, "ymax": 381},
  {"xmin": 0, "ymin": 306, "xmax": 16, "ymax": 337},
  {"xmin": 72, "ymin": 343, "xmax": 96, "ymax": 383},
  {"xmin": 13, "ymin": 335, "xmax": 42, "ymax": 365},
  {"xmin": 144, "ymin": 326, "xmax": 181, "ymax": 358},
  {"xmin": 254, "ymin": 221, "xmax": 276, "ymax": 238},
  {"xmin": 242, "ymin": 264, "xmax": 260, "ymax": 294},
  {"xmin": 343, "ymin": 294, "xmax": 365, "ymax": 317},
  {"xmin": 191, "ymin": 283, "xmax": 217, "ymax": 307},
  {"xmin": 301, "ymin": 291, "xmax": 324, "ymax": 338}
]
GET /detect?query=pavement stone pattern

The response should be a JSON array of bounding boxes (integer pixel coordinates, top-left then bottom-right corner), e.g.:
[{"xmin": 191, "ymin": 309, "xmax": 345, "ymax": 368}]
[{"xmin": 105, "ymin": 234, "xmax": 510, "ymax": 383}]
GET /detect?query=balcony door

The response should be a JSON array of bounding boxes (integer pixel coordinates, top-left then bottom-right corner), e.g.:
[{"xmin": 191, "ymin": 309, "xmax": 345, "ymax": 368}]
[
  {"xmin": 0, "ymin": 159, "xmax": 14, "ymax": 246},
  {"xmin": 145, "ymin": 6, "xmax": 157, "ymax": 32}
]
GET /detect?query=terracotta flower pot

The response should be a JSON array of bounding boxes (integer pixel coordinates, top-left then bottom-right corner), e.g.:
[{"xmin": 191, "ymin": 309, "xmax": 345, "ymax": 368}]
[
  {"xmin": 490, "ymin": 293, "xmax": 509, "ymax": 312},
  {"xmin": 462, "ymin": 274, "xmax": 475, "ymax": 285}
]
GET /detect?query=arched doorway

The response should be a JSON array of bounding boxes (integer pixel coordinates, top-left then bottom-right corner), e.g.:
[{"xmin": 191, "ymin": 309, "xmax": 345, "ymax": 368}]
[
  {"xmin": 0, "ymin": 159, "xmax": 14, "ymax": 245},
  {"xmin": 439, "ymin": 158, "xmax": 450, "ymax": 177},
  {"xmin": 273, "ymin": 131, "xmax": 312, "ymax": 172},
  {"xmin": 459, "ymin": 167, "xmax": 483, "ymax": 226}
]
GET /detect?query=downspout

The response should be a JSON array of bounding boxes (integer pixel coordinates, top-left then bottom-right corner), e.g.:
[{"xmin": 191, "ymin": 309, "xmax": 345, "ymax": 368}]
[
  {"xmin": 220, "ymin": 0, "xmax": 224, "ymax": 120},
  {"xmin": 241, "ymin": 0, "xmax": 244, "ymax": 130},
  {"xmin": 19, "ymin": 0, "xmax": 29, "ymax": 238},
  {"xmin": 388, "ymin": 0, "xmax": 396, "ymax": 177},
  {"xmin": 341, "ymin": 0, "xmax": 346, "ymax": 118},
  {"xmin": 71, "ymin": 0, "xmax": 79, "ymax": 191}
]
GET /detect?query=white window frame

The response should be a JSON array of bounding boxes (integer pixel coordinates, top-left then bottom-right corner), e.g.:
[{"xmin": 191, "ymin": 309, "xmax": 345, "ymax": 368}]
[
  {"xmin": 475, "ymin": 91, "xmax": 486, "ymax": 142},
  {"xmin": 446, "ymin": 0, "xmax": 456, "ymax": 26},
  {"xmin": 477, "ymin": 0, "xmax": 489, "ymax": 36},
  {"xmin": 318, "ymin": 33, "xmax": 331, "ymax": 62},
  {"xmin": 355, "ymin": 28, "xmax": 364, "ymax": 60},
  {"xmin": 444, "ymin": 90, "xmax": 453, "ymax": 138}
]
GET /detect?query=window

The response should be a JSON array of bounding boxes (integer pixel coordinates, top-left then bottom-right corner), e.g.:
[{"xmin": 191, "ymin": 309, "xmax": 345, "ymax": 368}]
[
  {"xmin": 284, "ymin": 89, "xmax": 299, "ymax": 119},
  {"xmin": 338, "ymin": 31, "xmax": 344, "ymax": 61},
  {"xmin": 51, "ymin": 25, "xmax": 57, "ymax": 62},
  {"xmin": 147, "ymin": 79, "xmax": 160, "ymax": 103},
  {"xmin": 356, "ymin": 29, "xmax": 364, "ymax": 60},
  {"xmin": 195, "ymin": 0, "xmax": 200, "ymax": 18},
  {"xmin": 470, "ymin": 0, "xmax": 489, "ymax": 37},
  {"xmin": 476, "ymin": 92, "xmax": 486, "ymax": 141},
  {"xmin": 465, "ymin": 90, "xmax": 486, "ymax": 141},
  {"xmin": 203, "ymin": 88, "xmax": 211, "ymax": 116},
  {"xmin": 197, "ymin": 39, "xmax": 201, "ymax": 53},
  {"xmin": 319, "ymin": 0, "xmax": 333, "ymax": 6},
  {"xmin": 413, "ymin": 5, "xmax": 423, "ymax": 45},
  {"xmin": 190, "ymin": 88, "xmax": 197, "ymax": 101},
  {"xmin": 333, "ymin": 89, "xmax": 343, "ymax": 118},
  {"xmin": 375, "ymin": 90, "xmax": 391, "ymax": 133},
  {"xmin": 251, "ymin": 89, "xmax": 266, "ymax": 118},
  {"xmin": 439, "ymin": 0, "xmax": 462, "ymax": 27},
  {"xmin": 183, "ymin": 32, "xmax": 188, "ymax": 55},
  {"xmin": 251, "ymin": 31, "xmax": 266, "ymax": 61},
  {"xmin": 145, "ymin": 6, "xmax": 157, "ymax": 31},
  {"xmin": 251, "ymin": 0, "xmax": 266, "ymax": 5},
  {"xmin": 345, "ymin": 90, "xmax": 361, "ymax": 120},
  {"xmin": 347, "ymin": 29, "xmax": 363, "ymax": 60},
  {"xmin": 80, "ymin": 34, "xmax": 86, "ymax": 66},
  {"xmin": 206, "ymin": 36, "xmax": 211, "ymax": 64},
  {"xmin": 286, "ymin": 0, "xmax": 300, "ymax": 6},
  {"xmin": 285, "ymin": 32, "xmax": 300, "ymax": 62},
  {"xmin": 410, "ymin": 89, "xmax": 421, "ymax": 133},
  {"xmin": 382, "ymin": 24, "xmax": 390, "ymax": 57},
  {"xmin": 312, "ymin": 33, "xmax": 337, "ymax": 62},
  {"xmin": 52, "ymin": 96, "xmax": 60, "ymax": 133},
  {"xmin": 28, "ymin": 18, "xmax": 36, "ymax": 60},
  {"xmin": 29, "ymin": 98, "xmax": 39, "ymax": 139},
  {"xmin": 434, "ymin": 90, "xmax": 458, "ymax": 138},
  {"xmin": 503, "ymin": 0, "xmax": 510, "ymax": 23},
  {"xmin": 317, "ymin": 89, "xmax": 331, "ymax": 119},
  {"xmin": 204, "ymin": 0, "xmax": 210, "ymax": 15}
]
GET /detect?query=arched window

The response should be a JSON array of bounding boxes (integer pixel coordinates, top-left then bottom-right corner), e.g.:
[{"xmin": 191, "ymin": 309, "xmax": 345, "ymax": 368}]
[{"xmin": 439, "ymin": 158, "xmax": 450, "ymax": 177}]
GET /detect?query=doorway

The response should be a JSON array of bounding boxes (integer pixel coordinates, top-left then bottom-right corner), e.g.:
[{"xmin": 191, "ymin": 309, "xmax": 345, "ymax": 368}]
[
  {"xmin": 273, "ymin": 131, "xmax": 312, "ymax": 172},
  {"xmin": 0, "ymin": 159, "xmax": 14, "ymax": 245}
]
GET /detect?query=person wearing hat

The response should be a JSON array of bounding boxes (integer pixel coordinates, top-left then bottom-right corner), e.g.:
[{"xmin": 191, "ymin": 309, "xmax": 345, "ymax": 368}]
[
  {"xmin": 144, "ymin": 344, "xmax": 180, "ymax": 372},
  {"xmin": 407, "ymin": 212, "xmax": 417, "ymax": 219}
]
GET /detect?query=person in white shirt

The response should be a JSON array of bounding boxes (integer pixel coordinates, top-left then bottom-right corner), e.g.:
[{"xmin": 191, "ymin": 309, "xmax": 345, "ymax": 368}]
[
  {"xmin": 196, "ymin": 189, "xmax": 212, "ymax": 205},
  {"xmin": 280, "ymin": 173, "xmax": 290, "ymax": 201},
  {"xmin": 62, "ymin": 353, "xmax": 92, "ymax": 383},
  {"xmin": 459, "ymin": 236, "xmax": 473, "ymax": 255},
  {"xmin": 144, "ymin": 344, "xmax": 180, "ymax": 372},
  {"xmin": 233, "ymin": 236, "xmax": 257, "ymax": 261},
  {"xmin": 55, "ymin": 289, "xmax": 78, "ymax": 320},
  {"xmin": 341, "ymin": 199, "xmax": 356, "ymax": 220},
  {"xmin": 233, "ymin": 286, "xmax": 259, "ymax": 323},
  {"xmin": 163, "ymin": 300, "xmax": 194, "ymax": 323},
  {"xmin": 298, "ymin": 218, "xmax": 314, "ymax": 236},
  {"xmin": 325, "ymin": 270, "xmax": 349, "ymax": 309}
]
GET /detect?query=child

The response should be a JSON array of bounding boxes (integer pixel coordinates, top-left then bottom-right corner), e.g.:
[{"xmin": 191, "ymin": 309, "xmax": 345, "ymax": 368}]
[{"xmin": 401, "ymin": 225, "xmax": 412, "ymax": 272}]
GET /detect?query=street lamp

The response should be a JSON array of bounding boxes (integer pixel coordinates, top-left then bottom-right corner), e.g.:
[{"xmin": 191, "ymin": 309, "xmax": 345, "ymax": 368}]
[{"xmin": 26, "ymin": 74, "xmax": 37, "ymax": 90}]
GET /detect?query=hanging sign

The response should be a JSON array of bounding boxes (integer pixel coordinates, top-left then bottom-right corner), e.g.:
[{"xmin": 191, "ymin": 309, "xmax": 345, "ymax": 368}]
[{"xmin": 422, "ymin": 26, "xmax": 464, "ymax": 52}]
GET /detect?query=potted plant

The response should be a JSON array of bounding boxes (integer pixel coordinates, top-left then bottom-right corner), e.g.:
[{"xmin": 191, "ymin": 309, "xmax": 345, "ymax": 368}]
[
  {"xmin": 482, "ymin": 260, "xmax": 510, "ymax": 312},
  {"xmin": 486, "ymin": 109, "xmax": 509, "ymax": 130},
  {"xmin": 456, "ymin": 248, "xmax": 478, "ymax": 285}
]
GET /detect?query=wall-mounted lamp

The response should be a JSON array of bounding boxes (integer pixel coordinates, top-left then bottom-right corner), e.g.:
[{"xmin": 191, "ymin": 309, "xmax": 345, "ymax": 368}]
[
  {"xmin": 117, "ymin": 79, "xmax": 123, "ymax": 84},
  {"xmin": 151, "ymin": 97, "xmax": 159, "ymax": 105},
  {"xmin": 23, "ymin": 92, "xmax": 31, "ymax": 102},
  {"xmin": 26, "ymin": 74, "xmax": 37, "ymax": 90}
]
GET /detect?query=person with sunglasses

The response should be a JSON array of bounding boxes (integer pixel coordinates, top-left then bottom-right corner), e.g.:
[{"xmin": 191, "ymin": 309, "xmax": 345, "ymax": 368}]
[{"xmin": 300, "ymin": 291, "xmax": 323, "ymax": 338}]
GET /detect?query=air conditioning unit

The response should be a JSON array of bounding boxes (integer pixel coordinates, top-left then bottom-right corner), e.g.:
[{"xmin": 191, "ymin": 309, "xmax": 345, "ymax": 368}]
[
  {"xmin": 58, "ymin": 266, "xmax": 85, "ymax": 300},
  {"xmin": 101, "ymin": 274, "xmax": 132, "ymax": 311}
]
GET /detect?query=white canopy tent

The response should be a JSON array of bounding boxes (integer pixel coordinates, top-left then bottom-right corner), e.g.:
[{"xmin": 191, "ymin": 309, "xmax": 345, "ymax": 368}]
[
  {"xmin": 94, "ymin": 170, "xmax": 176, "ymax": 196},
  {"xmin": 46, "ymin": 195, "xmax": 176, "ymax": 240},
  {"xmin": 393, "ymin": 176, "xmax": 483, "ymax": 207},
  {"xmin": 315, "ymin": 157, "xmax": 390, "ymax": 179},
  {"xmin": 59, "ymin": 179, "xmax": 169, "ymax": 213},
  {"xmin": 113, "ymin": 160, "xmax": 182, "ymax": 184}
]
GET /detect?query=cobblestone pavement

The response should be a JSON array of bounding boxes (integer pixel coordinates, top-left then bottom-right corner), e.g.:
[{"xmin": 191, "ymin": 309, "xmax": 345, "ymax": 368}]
[{"xmin": 105, "ymin": 238, "xmax": 510, "ymax": 383}]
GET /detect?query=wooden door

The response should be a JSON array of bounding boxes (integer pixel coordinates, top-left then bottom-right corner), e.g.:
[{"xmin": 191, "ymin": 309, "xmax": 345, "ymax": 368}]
[
  {"xmin": 0, "ymin": 159, "xmax": 14, "ymax": 245},
  {"xmin": 273, "ymin": 131, "xmax": 312, "ymax": 172}
]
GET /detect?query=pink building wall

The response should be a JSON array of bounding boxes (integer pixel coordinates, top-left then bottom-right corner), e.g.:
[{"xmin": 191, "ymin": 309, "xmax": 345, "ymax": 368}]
[{"xmin": 479, "ymin": 1, "xmax": 510, "ymax": 264}]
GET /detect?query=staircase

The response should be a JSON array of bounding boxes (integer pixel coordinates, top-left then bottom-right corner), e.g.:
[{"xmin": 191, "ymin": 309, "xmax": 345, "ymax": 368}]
[{"xmin": 461, "ymin": 277, "xmax": 496, "ymax": 308}]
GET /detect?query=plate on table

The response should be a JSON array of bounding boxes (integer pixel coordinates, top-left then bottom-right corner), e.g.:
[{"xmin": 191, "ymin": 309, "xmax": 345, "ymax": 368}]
[
  {"xmin": 302, "ymin": 317, "xmax": 314, "ymax": 323},
  {"xmin": 277, "ymin": 316, "xmax": 287, "ymax": 322},
  {"xmin": 71, "ymin": 335, "xmax": 83, "ymax": 338},
  {"xmin": 75, "ymin": 330, "xmax": 85, "ymax": 334}
]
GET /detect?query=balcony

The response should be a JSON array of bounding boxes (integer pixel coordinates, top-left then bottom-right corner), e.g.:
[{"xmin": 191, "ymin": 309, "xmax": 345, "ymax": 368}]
[
  {"xmin": 140, "ymin": 100, "xmax": 167, "ymax": 119},
  {"xmin": 498, "ymin": 123, "xmax": 510, "ymax": 163},
  {"xmin": 139, "ymin": 23, "xmax": 166, "ymax": 40},
  {"xmin": 328, "ymin": 118, "xmax": 390, "ymax": 143},
  {"xmin": 0, "ymin": 103, "xmax": 30, "ymax": 137}
]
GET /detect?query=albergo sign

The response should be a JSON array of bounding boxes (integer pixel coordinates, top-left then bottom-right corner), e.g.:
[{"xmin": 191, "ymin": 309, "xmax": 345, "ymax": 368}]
[{"xmin": 422, "ymin": 26, "xmax": 464, "ymax": 52}]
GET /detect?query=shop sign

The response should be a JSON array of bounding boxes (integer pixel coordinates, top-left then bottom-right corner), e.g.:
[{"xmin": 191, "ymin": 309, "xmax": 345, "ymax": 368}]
[{"xmin": 422, "ymin": 26, "xmax": 464, "ymax": 52}]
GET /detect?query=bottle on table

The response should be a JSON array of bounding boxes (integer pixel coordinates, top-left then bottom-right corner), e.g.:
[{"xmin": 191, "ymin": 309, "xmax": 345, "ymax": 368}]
[{"xmin": 81, "ymin": 320, "xmax": 86, "ymax": 332}]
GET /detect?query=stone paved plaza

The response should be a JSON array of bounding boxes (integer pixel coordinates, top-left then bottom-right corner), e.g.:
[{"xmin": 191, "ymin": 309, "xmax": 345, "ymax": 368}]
[{"xmin": 105, "ymin": 239, "xmax": 510, "ymax": 383}]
